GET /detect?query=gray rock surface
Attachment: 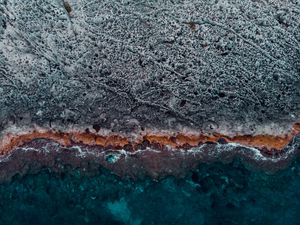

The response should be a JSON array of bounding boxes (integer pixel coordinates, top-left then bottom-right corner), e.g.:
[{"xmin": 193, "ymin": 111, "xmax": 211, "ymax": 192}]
[{"xmin": 0, "ymin": 0, "xmax": 300, "ymax": 133}]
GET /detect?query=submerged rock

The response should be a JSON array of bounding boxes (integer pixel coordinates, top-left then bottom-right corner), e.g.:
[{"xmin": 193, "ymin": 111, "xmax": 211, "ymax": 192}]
[{"xmin": 1, "ymin": 156, "xmax": 300, "ymax": 224}]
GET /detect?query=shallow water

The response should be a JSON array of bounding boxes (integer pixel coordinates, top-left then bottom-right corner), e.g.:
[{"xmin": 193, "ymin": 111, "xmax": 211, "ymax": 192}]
[{"xmin": 1, "ymin": 157, "xmax": 300, "ymax": 225}]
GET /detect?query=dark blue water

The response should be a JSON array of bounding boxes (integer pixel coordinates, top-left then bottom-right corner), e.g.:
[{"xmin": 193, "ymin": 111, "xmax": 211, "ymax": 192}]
[{"xmin": 1, "ymin": 157, "xmax": 300, "ymax": 225}]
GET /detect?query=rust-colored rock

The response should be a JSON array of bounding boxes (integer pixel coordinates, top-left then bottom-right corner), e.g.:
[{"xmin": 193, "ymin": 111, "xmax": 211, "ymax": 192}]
[{"xmin": 1, "ymin": 121, "xmax": 300, "ymax": 156}]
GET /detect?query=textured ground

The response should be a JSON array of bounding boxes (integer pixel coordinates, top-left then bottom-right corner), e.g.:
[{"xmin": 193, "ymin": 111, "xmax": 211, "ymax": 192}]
[{"xmin": 0, "ymin": 0, "xmax": 300, "ymax": 134}]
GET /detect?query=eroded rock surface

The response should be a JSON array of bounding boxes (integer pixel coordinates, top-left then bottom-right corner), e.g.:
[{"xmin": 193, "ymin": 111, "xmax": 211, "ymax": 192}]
[{"xmin": 0, "ymin": 0, "xmax": 299, "ymax": 134}]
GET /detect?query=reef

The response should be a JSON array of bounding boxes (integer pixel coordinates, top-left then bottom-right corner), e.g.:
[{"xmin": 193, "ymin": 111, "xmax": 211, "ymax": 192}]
[{"xmin": 2, "ymin": 154, "xmax": 300, "ymax": 225}]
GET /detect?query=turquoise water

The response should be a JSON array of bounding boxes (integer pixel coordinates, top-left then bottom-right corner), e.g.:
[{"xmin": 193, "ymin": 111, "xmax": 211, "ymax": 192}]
[{"xmin": 1, "ymin": 158, "xmax": 300, "ymax": 225}]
